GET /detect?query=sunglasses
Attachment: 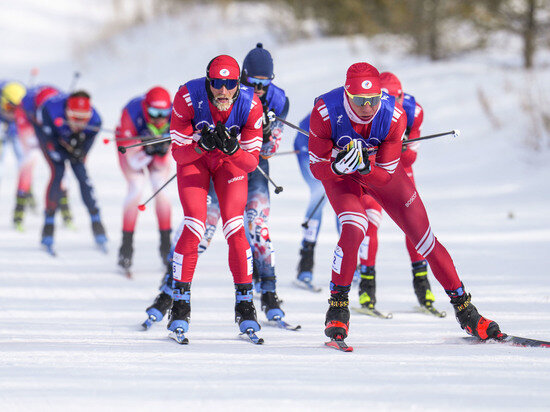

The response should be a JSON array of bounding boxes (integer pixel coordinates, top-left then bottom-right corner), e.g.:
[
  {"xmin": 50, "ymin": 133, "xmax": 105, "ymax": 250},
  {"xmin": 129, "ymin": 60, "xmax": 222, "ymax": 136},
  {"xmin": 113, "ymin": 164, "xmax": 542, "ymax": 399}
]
[
  {"xmin": 208, "ymin": 78, "xmax": 239, "ymax": 90},
  {"xmin": 66, "ymin": 109, "xmax": 92, "ymax": 121},
  {"xmin": 345, "ymin": 90, "xmax": 382, "ymax": 107},
  {"xmin": 246, "ymin": 77, "xmax": 271, "ymax": 89},
  {"xmin": 147, "ymin": 107, "xmax": 171, "ymax": 118}
]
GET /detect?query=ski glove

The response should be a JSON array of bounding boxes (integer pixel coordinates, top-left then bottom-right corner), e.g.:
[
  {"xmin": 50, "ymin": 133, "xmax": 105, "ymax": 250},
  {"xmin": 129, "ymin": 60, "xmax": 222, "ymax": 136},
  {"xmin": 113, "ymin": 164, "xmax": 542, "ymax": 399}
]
[
  {"xmin": 198, "ymin": 125, "xmax": 217, "ymax": 152},
  {"xmin": 332, "ymin": 140, "xmax": 365, "ymax": 175},
  {"xmin": 214, "ymin": 121, "xmax": 239, "ymax": 155}
]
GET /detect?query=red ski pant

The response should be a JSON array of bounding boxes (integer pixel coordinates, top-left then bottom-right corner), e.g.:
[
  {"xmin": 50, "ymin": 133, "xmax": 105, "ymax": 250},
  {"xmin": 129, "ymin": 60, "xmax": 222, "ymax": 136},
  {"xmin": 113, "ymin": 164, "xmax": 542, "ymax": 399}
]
[
  {"xmin": 323, "ymin": 163, "xmax": 461, "ymax": 291},
  {"xmin": 173, "ymin": 156, "xmax": 252, "ymax": 284}
]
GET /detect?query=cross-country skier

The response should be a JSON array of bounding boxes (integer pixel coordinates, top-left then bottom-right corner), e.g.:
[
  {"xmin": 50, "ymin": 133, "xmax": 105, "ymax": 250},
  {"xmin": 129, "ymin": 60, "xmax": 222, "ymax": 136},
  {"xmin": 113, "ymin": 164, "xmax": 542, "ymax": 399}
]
[
  {"xmin": 167, "ymin": 54, "xmax": 264, "ymax": 343},
  {"xmin": 15, "ymin": 84, "xmax": 74, "ymax": 230},
  {"xmin": 308, "ymin": 62, "xmax": 501, "ymax": 344},
  {"xmin": 183, "ymin": 43, "xmax": 291, "ymax": 324},
  {"xmin": 36, "ymin": 90, "xmax": 107, "ymax": 255},
  {"xmin": 115, "ymin": 86, "xmax": 173, "ymax": 275},
  {"xmin": 355, "ymin": 71, "xmax": 440, "ymax": 315}
]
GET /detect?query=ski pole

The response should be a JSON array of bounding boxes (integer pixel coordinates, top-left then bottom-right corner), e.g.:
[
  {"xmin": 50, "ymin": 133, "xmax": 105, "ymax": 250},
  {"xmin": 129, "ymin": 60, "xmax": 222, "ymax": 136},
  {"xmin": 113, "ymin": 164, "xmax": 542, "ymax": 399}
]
[
  {"xmin": 272, "ymin": 149, "xmax": 299, "ymax": 157},
  {"xmin": 275, "ymin": 116, "xmax": 308, "ymax": 136},
  {"xmin": 138, "ymin": 173, "xmax": 177, "ymax": 211},
  {"xmin": 53, "ymin": 117, "xmax": 117, "ymax": 134},
  {"xmin": 68, "ymin": 71, "xmax": 81, "ymax": 92},
  {"xmin": 301, "ymin": 194, "xmax": 326, "ymax": 229},
  {"xmin": 256, "ymin": 165, "xmax": 283, "ymax": 194},
  {"xmin": 103, "ymin": 134, "xmax": 164, "ymax": 145},
  {"xmin": 365, "ymin": 129, "xmax": 461, "ymax": 155},
  {"xmin": 118, "ymin": 136, "xmax": 171, "ymax": 154},
  {"xmin": 28, "ymin": 68, "xmax": 39, "ymax": 87}
]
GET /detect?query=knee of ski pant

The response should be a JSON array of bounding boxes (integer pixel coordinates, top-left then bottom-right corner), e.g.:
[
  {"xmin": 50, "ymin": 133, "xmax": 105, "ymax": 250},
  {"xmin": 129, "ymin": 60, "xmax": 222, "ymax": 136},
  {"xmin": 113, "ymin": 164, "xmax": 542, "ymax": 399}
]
[{"xmin": 339, "ymin": 224, "xmax": 366, "ymax": 250}]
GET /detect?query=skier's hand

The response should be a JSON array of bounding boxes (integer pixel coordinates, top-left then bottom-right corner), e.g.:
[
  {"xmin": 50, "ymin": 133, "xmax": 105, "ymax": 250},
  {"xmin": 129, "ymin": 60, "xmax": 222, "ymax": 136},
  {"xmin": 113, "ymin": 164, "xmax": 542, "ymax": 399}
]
[
  {"xmin": 262, "ymin": 106, "xmax": 275, "ymax": 143},
  {"xmin": 197, "ymin": 125, "xmax": 217, "ymax": 152},
  {"xmin": 215, "ymin": 121, "xmax": 239, "ymax": 155},
  {"xmin": 332, "ymin": 140, "xmax": 363, "ymax": 175}
]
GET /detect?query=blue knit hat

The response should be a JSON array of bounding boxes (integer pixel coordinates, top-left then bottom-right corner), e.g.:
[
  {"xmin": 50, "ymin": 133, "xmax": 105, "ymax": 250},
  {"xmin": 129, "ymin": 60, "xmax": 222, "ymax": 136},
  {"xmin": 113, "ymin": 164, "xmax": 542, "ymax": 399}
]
[{"xmin": 242, "ymin": 43, "xmax": 274, "ymax": 79}]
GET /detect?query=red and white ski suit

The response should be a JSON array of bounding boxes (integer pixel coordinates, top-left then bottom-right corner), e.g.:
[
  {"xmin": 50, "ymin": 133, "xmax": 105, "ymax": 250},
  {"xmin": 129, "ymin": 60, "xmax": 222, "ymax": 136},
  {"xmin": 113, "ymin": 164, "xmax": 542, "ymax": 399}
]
[
  {"xmin": 308, "ymin": 97, "xmax": 462, "ymax": 291},
  {"xmin": 170, "ymin": 86, "xmax": 263, "ymax": 284}
]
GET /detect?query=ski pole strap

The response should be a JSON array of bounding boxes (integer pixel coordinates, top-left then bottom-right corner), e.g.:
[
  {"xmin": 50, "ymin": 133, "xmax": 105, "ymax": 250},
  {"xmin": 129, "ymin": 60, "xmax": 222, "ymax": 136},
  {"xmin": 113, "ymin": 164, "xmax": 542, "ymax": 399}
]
[{"xmin": 275, "ymin": 116, "xmax": 308, "ymax": 137}]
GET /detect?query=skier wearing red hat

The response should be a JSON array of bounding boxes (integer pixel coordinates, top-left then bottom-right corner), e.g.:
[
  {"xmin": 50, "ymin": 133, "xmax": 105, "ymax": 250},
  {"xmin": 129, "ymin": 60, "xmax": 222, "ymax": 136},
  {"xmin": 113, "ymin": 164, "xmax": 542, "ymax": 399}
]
[
  {"xmin": 36, "ymin": 90, "xmax": 106, "ymax": 256},
  {"xmin": 355, "ymin": 71, "xmax": 441, "ymax": 316},
  {"xmin": 166, "ymin": 54, "xmax": 264, "ymax": 343},
  {"xmin": 115, "ymin": 86, "xmax": 173, "ymax": 277},
  {"xmin": 308, "ymin": 62, "xmax": 501, "ymax": 345}
]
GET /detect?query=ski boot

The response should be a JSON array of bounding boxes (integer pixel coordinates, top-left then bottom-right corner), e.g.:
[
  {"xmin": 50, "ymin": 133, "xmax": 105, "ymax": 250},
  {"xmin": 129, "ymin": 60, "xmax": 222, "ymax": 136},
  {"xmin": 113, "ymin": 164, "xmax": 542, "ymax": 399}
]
[
  {"xmin": 358, "ymin": 265, "xmax": 376, "ymax": 309},
  {"xmin": 143, "ymin": 272, "xmax": 174, "ymax": 329},
  {"xmin": 167, "ymin": 281, "xmax": 191, "ymax": 344},
  {"xmin": 26, "ymin": 190, "xmax": 37, "ymax": 213},
  {"xmin": 447, "ymin": 284, "xmax": 500, "ymax": 340},
  {"xmin": 91, "ymin": 213, "xmax": 107, "ymax": 252},
  {"xmin": 412, "ymin": 260, "xmax": 435, "ymax": 308},
  {"xmin": 59, "ymin": 190, "xmax": 74, "ymax": 229},
  {"xmin": 159, "ymin": 229, "xmax": 171, "ymax": 267},
  {"xmin": 235, "ymin": 283, "xmax": 261, "ymax": 333},
  {"xmin": 295, "ymin": 241, "xmax": 321, "ymax": 291},
  {"xmin": 13, "ymin": 191, "xmax": 27, "ymax": 231},
  {"xmin": 118, "ymin": 231, "xmax": 133, "ymax": 274},
  {"xmin": 41, "ymin": 211, "xmax": 56, "ymax": 255},
  {"xmin": 260, "ymin": 277, "xmax": 285, "ymax": 321},
  {"xmin": 325, "ymin": 283, "xmax": 351, "ymax": 340}
]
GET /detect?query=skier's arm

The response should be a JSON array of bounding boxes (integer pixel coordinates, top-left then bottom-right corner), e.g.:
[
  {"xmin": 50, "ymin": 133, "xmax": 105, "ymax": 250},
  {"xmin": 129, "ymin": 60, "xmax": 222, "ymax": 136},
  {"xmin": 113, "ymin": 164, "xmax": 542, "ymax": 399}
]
[
  {"xmin": 170, "ymin": 86, "xmax": 204, "ymax": 165},
  {"xmin": 260, "ymin": 96, "xmax": 289, "ymax": 159},
  {"xmin": 118, "ymin": 108, "xmax": 152, "ymax": 170},
  {"xmin": 308, "ymin": 100, "xmax": 341, "ymax": 181},
  {"xmin": 400, "ymin": 102, "xmax": 423, "ymax": 167}
]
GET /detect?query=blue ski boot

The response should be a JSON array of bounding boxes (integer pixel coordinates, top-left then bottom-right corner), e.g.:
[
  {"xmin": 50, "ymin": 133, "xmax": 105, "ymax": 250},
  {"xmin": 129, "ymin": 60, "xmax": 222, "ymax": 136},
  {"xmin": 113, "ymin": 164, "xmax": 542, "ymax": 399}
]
[
  {"xmin": 260, "ymin": 278, "xmax": 284, "ymax": 321},
  {"xmin": 143, "ymin": 272, "xmax": 174, "ymax": 329},
  {"xmin": 235, "ymin": 283, "xmax": 260, "ymax": 333},
  {"xmin": 91, "ymin": 213, "xmax": 107, "ymax": 252},
  {"xmin": 41, "ymin": 211, "xmax": 55, "ymax": 255},
  {"xmin": 167, "ymin": 281, "xmax": 191, "ymax": 344}
]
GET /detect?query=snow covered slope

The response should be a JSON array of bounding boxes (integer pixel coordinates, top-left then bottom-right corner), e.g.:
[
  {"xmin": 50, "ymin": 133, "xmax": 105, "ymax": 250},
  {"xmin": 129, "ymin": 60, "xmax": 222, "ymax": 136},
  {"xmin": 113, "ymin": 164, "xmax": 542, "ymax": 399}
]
[{"xmin": 1, "ymin": 1, "xmax": 550, "ymax": 410}]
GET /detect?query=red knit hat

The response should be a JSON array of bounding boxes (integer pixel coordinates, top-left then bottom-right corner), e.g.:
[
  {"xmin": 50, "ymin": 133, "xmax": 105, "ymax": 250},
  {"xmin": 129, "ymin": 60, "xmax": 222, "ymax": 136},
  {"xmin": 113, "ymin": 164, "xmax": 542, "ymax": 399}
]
[
  {"xmin": 207, "ymin": 55, "xmax": 240, "ymax": 80},
  {"xmin": 66, "ymin": 92, "xmax": 92, "ymax": 120},
  {"xmin": 345, "ymin": 62, "xmax": 381, "ymax": 95},
  {"xmin": 380, "ymin": 72, "xmax": 403, "ymax": 97}
]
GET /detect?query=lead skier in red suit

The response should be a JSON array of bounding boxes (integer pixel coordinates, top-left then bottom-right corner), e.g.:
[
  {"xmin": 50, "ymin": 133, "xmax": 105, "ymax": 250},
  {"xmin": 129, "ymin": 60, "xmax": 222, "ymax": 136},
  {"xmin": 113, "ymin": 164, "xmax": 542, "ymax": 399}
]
[
  {"xmin": 167, "ymin": 55, "xmax": 264, "ymax": 340},
  {"xmin": 356, "ymin": 72, "xmax": 440, "ymax": 314},
  {"xmin": 308, "ymin": 62, "xmax": 501, "ymax": 343}
]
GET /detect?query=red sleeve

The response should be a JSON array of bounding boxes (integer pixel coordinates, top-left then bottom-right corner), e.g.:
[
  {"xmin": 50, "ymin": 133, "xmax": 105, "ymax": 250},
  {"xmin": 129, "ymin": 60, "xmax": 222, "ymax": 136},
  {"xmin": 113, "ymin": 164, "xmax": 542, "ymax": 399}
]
[
  {"xmin": 401, "ymin": 102, "xmax": 423, "ymax": 167},
  {"xmin": 308, "ymin": 99, "xmax": 340, "ymax": 181},
  {"xmin": 170, "ymin": 85, "xmax": 204, "ymax": 165},
  {"xmin": 225, "ymin": 94, "xmax": 262, "ymax": 173}
]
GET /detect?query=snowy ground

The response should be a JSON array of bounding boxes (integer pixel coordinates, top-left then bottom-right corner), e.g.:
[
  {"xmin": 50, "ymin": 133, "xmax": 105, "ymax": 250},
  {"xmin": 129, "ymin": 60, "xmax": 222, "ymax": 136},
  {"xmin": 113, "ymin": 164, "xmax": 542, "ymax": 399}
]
[{"xmin": 1, "ymin": 1, "xmax": 550, "ymax": 411}]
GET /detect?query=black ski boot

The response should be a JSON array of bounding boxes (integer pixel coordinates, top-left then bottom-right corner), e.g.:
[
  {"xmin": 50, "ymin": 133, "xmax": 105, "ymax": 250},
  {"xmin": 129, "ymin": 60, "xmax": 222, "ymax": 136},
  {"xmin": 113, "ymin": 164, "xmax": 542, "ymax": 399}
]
[
  {"xmin": 118, "ymin": 231, "xmax": 133, "ymax": 269},
  {"xmin": 41, "ymin": 210, "xmax": 55, "ymax": 253},
  {"xmin": 447, "ymin": 284, "xmax": 500, "ymax": 340},
  {"xmin": 412, "ymin": 260, "xmax": 435, "ymax": 308},
  {"xmin": 159, "ymin": 229, "xmax": 171, "ymax": 267},
  {"xmin": 296, "ymin": 240, "xmax": 315, "ymax": 283},
  {"xmin": 13, "ymin": 191, "xmax": 27, "ymax": 231},
  {"xmin": 358, "ymin": 265, "xmax": 376, "ymax": 309},
  {"xmin": 325, "ymin": 283, "xmax": 351, "ymax": 339},
  {"xmin": 261, "ymin": 291, "xmax": 285, "ymax": 321},
  {"xmin": 235, "ymin": 283, "xmax": 260, "ymax": 333},
  {"xmin": 167, "ymin": 281, "xmax": 191, "ymax": 333},
  {"xmin": 59, "ymin": 190, "xmax": 74, "ymax": 228}
]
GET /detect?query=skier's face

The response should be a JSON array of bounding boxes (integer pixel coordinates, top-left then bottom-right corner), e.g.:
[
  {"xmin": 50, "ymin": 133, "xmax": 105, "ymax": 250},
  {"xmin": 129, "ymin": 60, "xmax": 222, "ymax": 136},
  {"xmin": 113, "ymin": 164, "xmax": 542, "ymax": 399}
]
[
  {"xmin": 209, "ymin": 83, "xmax": 238, "ymax": 112},
  {"xmin": 347, "ymin": 93, "xmax": 381, "ymax": 122},
  {"xmin": 244, "ymin": 76, "xmax": 271, "ymax": 98}
]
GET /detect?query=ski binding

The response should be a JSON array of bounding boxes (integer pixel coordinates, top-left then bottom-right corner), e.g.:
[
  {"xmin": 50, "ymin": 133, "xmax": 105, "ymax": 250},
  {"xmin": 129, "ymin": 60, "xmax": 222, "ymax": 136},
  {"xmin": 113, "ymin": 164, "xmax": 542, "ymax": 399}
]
[
  {"xmin": 240, "ymin": 328, "xmax": 264, "ymax": 345},
  {"xmin": 415, "ymin": 305, "xmax": 446, "ymax": 318},
  {"xmin": 169, "ymin": 327, "xmax": 189, "ymax": 344},
  {"xmin": 325, "ymin": 335, "xmax": 353, "ymax": 352},
  {"xmin": 293, "ymin": 279, "xmax": 322, "ymax": 293}
]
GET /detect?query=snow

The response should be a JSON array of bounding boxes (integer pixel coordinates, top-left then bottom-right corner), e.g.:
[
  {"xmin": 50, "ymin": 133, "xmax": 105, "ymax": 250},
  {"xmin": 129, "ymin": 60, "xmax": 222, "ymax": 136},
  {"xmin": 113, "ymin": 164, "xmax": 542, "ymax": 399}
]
[{"xmin": 1, "ymin": 1, "xmax": 550, "ymax": 410}]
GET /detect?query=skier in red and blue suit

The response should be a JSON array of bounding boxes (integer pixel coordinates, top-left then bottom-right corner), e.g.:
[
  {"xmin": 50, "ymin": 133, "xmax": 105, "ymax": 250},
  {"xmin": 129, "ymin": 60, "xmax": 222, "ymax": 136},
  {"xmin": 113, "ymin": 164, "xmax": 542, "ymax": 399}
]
[
  {"xmin": 115, "ymin": 86, "xmax": 173, "ymax": 274},
  {"xmin": 308, "ymin": 62, "xmax": 501, "ymax": 343},
  {"xmin": 36, "ymin": 90, "xmax": 107, "ymax": 254},
  {"xmin": 167, "ymin": 55, "xmax": 264, "ymax": 339}
]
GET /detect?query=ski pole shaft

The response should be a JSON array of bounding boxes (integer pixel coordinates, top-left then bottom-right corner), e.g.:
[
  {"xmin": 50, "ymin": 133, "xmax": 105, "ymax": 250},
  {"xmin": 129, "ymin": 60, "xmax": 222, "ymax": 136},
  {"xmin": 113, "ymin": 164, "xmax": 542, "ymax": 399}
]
[
  {"xmin": 53, "ymin": 117, "xmax": 117, "ymax": 134},
  {"xmin": 118, "ymin": 136, "xmax": 171, "ymax": 154},
  {"xmin": 68, "ymin": 71, "xmax": 81, "ymax": 92},
  {"xmin": 275, "ymin": 116, "xmax": 308, "ymax": 136},
  {"xmin": 301, "ymin": 194, "xmax": 326, "ymax": 229},
  {"xmin": 103, "ymin": 134, "xmax": 165, "ymax": 144},
  {"xmin": 138, "ymin": 173, "xmax": 177, "ymax": 211},
  {"xmin": 256, "ymin": 165, "xmax": 283, "ymax": 194},
  {"xmin": 365, "ymin": 129, "xmax": 460, "ymax": 155},
  {"xmin": 272, "ymin": 149, "xmax": 299, "ymax": 157}
]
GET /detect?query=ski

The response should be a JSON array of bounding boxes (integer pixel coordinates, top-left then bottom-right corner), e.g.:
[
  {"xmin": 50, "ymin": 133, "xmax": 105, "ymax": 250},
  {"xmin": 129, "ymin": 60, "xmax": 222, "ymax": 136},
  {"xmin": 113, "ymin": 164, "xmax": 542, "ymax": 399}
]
[
  {"xmin": 267, "ymin": 316, "xmax": 301, "ymax": 331},
  {"xmin": 240, "ymin": 328, "xmax": 264, "ymax": 345},
  {"xmin": 293, "ymin": 279, "xmax": 322, "ymax": 293},
  {"xmin": 352, "ymin": 306, "xmax": 393, "ymax": 319},
  {"xmin": 169, "ymin": 328, "xmax": 189, "ymax": 344},
  {"xmin": 325, "ymin": 336, "xmax": 353, "ymax": 352},
  {"xmin": 141, "ymin": 313, "xmax": 159, "ymax": 330},
  {"xmin": 464, "ymin": 333, "xmax": 550, "ymax": 348},
  {"xmin": 415, "ymin": 305, "xmax": 446, "ymax": 318}
]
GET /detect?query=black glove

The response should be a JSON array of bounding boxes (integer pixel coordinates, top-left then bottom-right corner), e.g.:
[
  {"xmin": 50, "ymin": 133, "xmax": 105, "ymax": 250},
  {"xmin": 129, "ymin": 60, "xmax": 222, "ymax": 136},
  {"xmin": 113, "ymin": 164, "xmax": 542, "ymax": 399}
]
[
  {"xmin": 198, "ymin": 125, "xmax": 217, "ymax": 152},
  {"xmin": 68, "ymin": 132, "xmax": 86, "ymax": 161},
  {"xmin": 214, "ymin": 121, "xmax": 239, "ymax": 155},
  {"xmin": 262, "ymin": 106, "xmax": 274, "ymax": 143},
  {"xmin": 144, "ymin": 143, "xmax": 157, "ymax": 156}
]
